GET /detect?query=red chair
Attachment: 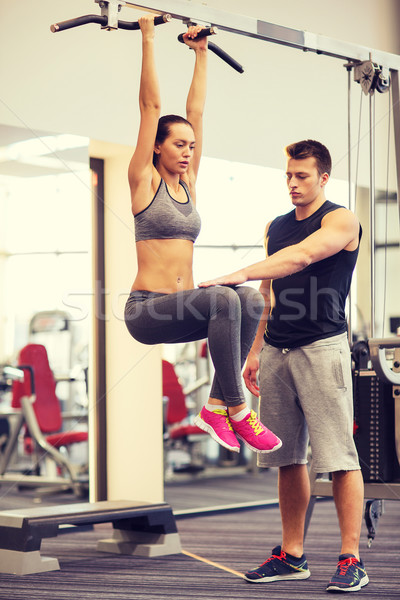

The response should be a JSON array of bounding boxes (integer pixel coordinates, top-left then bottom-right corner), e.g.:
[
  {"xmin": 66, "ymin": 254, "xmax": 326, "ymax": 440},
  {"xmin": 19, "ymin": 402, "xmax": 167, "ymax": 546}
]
[
  {"xmin": 163, "ymin": 359, "xmax": 207, "ymax": 438},
  {"xmin": 162, "ymin": 359, "xmax": 208, "ymax": 472},
  {"xmin": 11, "ymin": 343, "xmax": 88, "ymax": 495}
]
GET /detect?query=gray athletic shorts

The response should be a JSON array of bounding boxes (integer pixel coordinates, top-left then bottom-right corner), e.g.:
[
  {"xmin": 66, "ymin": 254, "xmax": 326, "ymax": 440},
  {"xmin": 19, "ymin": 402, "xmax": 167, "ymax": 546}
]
[{"xmin": 258, "ymin": 332, "xmax": 360, "ymax": 473}]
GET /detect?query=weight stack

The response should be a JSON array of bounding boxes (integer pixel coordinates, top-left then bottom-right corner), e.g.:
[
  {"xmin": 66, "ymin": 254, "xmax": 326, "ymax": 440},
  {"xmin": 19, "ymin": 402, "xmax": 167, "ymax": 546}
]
[{"xmin": 353, "ymin": 369, "xmax": 400, "ymax": 482}]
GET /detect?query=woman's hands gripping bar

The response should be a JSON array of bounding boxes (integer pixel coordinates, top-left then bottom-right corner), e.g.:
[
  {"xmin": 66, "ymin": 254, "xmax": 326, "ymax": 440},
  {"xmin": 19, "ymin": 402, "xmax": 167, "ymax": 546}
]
[
  {"xmin": 177, "ymin": 26, "xmax": 218, "ymax": 43},
  {"xmin": 178, "ymin": 26, "xmax": 244, "ymax": 73}
]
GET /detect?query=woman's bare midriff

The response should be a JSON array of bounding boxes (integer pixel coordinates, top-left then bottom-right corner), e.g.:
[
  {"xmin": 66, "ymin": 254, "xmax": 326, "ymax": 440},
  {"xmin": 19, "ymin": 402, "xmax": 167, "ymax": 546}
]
[{"xmin": 131, "ymin": 238, "xmax": 195, "ymax": 294}]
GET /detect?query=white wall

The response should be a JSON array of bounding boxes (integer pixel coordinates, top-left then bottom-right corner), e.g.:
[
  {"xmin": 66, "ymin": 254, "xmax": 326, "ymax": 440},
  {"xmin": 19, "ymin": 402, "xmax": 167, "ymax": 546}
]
[
  {"xmin": 90, "ymin": 140, "xmax": 163, "ymax": 502},
  {"xmin": 0, "ymin": 198, "xmax": 6, "ymax": 359}
]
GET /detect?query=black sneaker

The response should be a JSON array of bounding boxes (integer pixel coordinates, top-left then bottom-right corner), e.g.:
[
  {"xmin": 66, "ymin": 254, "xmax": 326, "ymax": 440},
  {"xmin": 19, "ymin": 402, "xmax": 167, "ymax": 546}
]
[
  {"xmin": 326, "ymin": 554, "xmax": 369, "ymax": 592},
  {"xmin": 244, "ymin": 545, "xmax": 311, "ymax": 583}
]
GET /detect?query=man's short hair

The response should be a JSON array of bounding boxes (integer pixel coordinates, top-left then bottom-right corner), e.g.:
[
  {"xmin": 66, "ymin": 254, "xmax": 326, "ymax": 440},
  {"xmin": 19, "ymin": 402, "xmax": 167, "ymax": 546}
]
[{"xmin": 285, "ymin": 140, "xmax": 332, "ymax": 176}]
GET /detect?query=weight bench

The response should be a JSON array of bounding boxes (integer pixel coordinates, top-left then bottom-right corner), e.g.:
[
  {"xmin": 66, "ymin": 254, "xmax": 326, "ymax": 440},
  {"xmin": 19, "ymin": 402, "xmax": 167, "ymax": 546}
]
[{"xmin": 0, "ymin": 500, "xmax": 181, "ymax": 575}]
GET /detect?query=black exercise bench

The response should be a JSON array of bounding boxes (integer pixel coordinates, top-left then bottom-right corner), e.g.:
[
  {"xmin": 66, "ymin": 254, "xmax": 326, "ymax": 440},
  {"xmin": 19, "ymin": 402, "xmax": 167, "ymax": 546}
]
[{"xmin": 0, "ymin": 500, "xmax": 181, "ymax": 574}]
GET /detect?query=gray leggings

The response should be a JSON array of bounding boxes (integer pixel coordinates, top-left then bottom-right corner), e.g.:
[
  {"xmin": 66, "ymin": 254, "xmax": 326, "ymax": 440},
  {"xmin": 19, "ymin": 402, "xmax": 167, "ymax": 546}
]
[{"xmin": 124, "ymin": 285, "xmax": 264, "ymax": 407}]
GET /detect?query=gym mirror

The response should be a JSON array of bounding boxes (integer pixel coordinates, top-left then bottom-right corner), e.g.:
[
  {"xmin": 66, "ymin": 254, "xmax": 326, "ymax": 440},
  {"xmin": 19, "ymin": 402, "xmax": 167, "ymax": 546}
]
[{"xmin": 0, "ymin": 124, "xmax": 91, "ymax": 507}]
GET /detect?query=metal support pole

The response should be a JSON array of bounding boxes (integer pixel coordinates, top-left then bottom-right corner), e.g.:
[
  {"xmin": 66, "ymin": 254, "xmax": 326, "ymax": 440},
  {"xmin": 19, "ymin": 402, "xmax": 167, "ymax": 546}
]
[
  {"xmin": 348, "ymin": 68, "xmax": 354, "ymax": 213},
  {"xmin": 369, "ymin": 92, "xmax": 376, "ymax": 337}
]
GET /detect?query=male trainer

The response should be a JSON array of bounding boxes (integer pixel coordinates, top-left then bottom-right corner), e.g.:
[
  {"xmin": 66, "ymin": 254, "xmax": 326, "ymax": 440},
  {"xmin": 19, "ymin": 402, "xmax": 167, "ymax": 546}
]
[{"xmin": 199, "ymin": 140, "xmax": 367, "ymax": 593}]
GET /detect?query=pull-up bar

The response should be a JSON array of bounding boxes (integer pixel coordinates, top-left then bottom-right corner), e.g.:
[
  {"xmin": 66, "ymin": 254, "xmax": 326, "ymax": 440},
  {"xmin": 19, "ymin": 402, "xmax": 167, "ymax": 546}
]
[
  {"xmin": 124, "ymin": 0, "xmax": 400, "ymax": 70},
  {"xmin": 50, "ymin": 12, "xmax": 169, "ymax": 33},
  {"xmin": 50, "ymin": 2, "xmax": 244, "ymax": 73}
]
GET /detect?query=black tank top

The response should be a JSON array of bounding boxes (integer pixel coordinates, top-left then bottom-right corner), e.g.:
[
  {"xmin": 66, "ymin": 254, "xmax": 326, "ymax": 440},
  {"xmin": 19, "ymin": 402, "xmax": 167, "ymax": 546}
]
[{"xmin": 265, "ymin": 200, "xmax": 361, "ymax": 348}]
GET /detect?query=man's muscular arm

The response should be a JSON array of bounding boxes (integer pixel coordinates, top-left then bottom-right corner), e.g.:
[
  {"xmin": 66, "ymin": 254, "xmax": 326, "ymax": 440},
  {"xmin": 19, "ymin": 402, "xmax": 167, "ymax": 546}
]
[
  {"xmin": 199, "ymin": 208, "xmax": 359, "ymax": 287},
  {"xmin": 243, "ymin": 222, "xmax": 271, "ymax": 397},
  {"xmin": 243, "ymin": 278, "xmax": 271, "ymax": 397}
]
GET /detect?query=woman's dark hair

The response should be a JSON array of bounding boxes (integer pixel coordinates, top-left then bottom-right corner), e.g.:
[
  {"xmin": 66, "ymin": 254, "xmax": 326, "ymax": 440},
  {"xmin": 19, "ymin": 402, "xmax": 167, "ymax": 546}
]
[
  {"xmin": 285, "ymin": 139, "xmax": 332, "ymax": 176},
  {"xmin": 153, "ymin": 115, "xmax": 193, "ymax": 167}
]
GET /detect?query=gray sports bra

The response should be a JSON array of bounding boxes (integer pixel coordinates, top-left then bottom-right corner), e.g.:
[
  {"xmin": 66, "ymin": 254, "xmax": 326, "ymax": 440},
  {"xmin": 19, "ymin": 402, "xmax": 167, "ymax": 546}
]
[{"xmin": 134, "ymin": 178, "xmax": 201, "ymax": 243}]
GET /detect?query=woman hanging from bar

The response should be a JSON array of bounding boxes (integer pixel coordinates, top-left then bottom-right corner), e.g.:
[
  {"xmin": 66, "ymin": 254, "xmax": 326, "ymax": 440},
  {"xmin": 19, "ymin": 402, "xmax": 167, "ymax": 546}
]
[{"xmin": 124, "ymin": 14, "xmax": 281, "ymax": 455}]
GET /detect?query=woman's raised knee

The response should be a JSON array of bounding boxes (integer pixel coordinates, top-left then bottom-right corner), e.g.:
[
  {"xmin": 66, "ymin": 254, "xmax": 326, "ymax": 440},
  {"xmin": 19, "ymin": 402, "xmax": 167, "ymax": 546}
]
[
  {"xmin": 236, "ymin": 285, "xmax": 265, "ymax": 319},
  {"xmin": 207, "ymin": 285, "xmax": 241, "ymax": 320}
]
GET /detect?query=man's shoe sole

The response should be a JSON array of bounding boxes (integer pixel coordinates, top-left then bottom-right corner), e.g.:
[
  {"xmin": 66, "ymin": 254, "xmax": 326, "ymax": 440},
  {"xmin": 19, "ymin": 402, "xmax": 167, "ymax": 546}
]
[
  {"xmin": 326, "ymin": 574, "xmax": 369, "ymax": 592},
  {"xmin": 244, "ymin": 569, "xmax": 311, "ymax": 583}
]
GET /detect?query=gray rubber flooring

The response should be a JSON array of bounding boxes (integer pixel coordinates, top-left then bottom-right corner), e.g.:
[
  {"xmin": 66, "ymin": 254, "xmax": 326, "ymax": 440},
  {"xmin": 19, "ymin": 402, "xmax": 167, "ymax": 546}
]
[
  {"xmin": 0, "ymin": 499, "xmax": 398, "ymax": 599},
  {"xmin": 0, "ymin": 469, "xmax": 398, "ymax": 599}
]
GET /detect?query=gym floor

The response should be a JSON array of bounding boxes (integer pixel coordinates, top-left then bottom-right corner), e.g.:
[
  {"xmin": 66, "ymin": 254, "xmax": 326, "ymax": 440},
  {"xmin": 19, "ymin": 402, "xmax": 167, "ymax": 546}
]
[
  {"xmin": 0, "ymin": 499, "xmax": 398, "ymax": 599},
  {"xmin": 0, "ymin": 470, "xmax": 398, "ymax": 599}
]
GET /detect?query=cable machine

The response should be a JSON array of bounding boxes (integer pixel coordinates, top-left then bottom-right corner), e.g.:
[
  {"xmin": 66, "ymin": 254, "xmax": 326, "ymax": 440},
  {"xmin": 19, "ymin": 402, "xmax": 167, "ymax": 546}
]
[{"xmin": 50, "ymin": 0, "xmax": 400, "ymax": 546}]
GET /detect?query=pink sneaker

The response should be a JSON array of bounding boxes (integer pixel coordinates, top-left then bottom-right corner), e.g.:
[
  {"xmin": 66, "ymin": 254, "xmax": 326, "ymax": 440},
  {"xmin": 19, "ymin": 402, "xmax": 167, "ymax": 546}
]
[
  {"xmin": 194, "ymin": 406, "xmax": 240, "ymax": 453},
  {"xmin": 231, "ymin": 410, "xmax": 282, "ymax": 453}
]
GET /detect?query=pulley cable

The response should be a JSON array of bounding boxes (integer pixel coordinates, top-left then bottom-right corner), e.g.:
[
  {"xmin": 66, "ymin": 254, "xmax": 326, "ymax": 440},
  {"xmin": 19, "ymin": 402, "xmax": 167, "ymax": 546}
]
[{"xmin": 353, "ymin": 87, "xmax": 364, "ymax": 213}]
